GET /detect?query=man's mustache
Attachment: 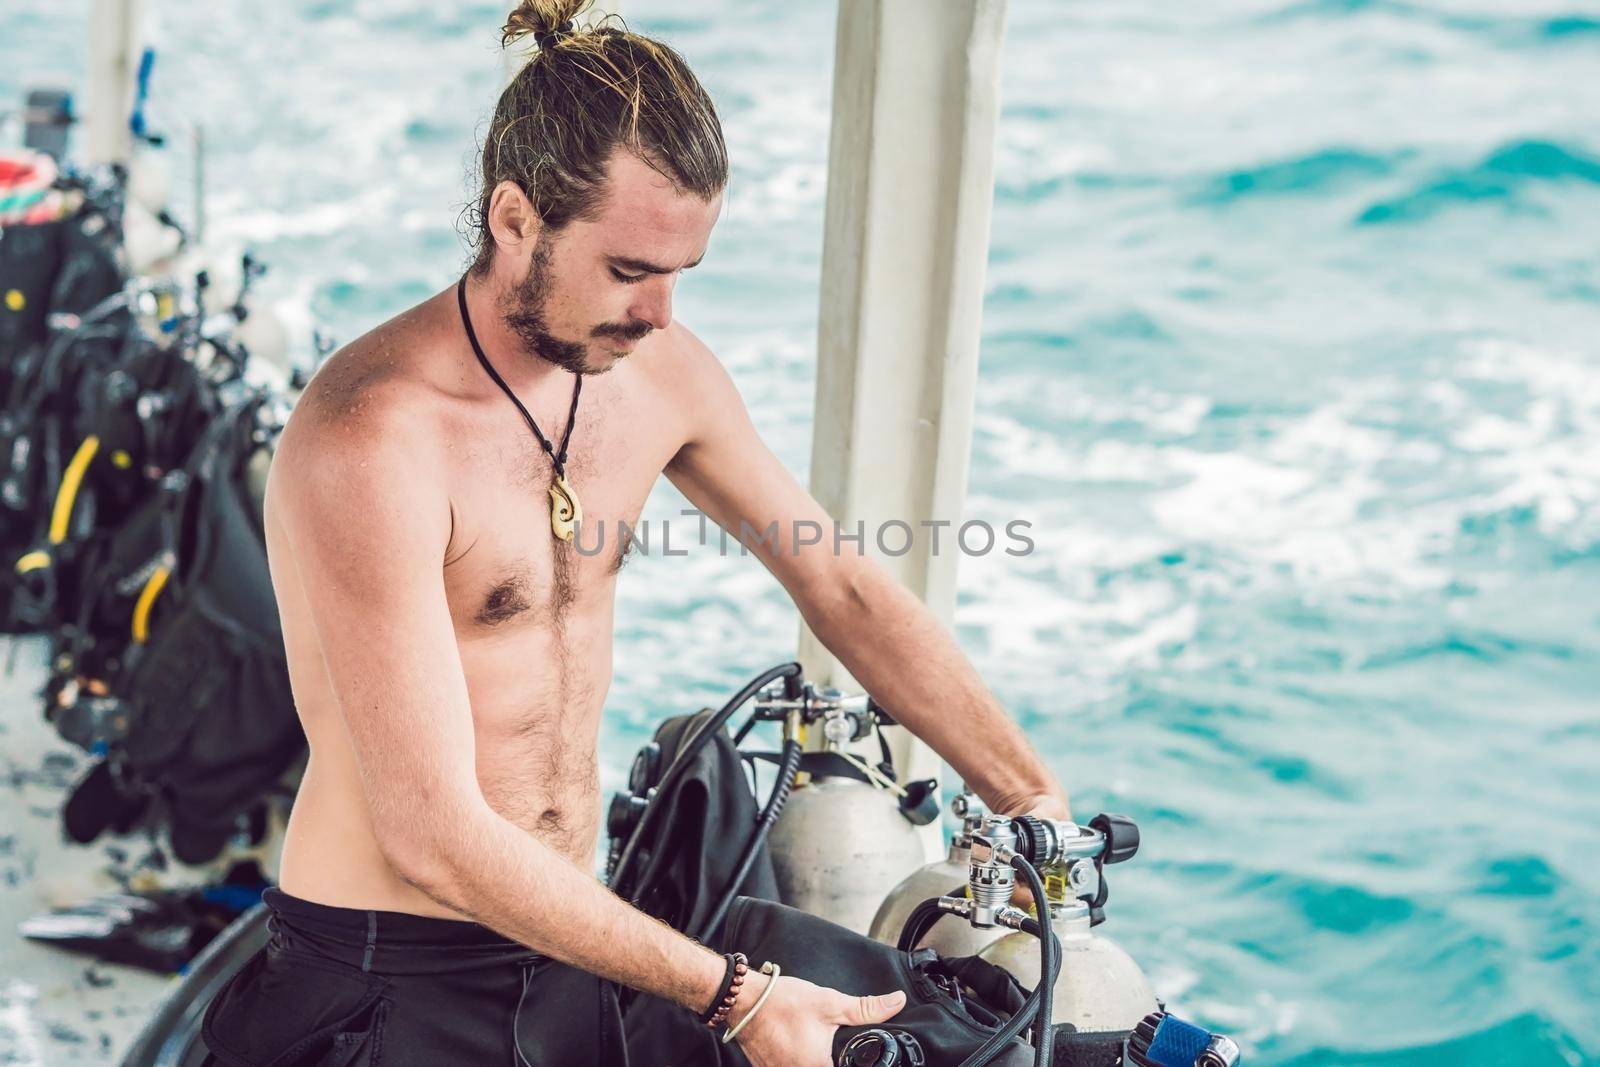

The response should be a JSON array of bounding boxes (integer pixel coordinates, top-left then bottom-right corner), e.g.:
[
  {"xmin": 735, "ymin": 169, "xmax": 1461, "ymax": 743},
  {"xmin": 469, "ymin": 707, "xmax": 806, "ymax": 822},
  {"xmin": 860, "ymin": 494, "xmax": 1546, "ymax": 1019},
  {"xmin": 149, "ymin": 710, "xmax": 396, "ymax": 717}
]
[{"xmin": 591, "ymin": 321, "xmax": 653, "ymax": 341}]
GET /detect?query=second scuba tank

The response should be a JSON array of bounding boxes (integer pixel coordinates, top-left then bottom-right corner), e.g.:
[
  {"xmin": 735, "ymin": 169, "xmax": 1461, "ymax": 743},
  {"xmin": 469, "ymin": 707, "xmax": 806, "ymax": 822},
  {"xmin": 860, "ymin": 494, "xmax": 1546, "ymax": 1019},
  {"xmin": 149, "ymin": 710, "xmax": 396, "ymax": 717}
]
[
  {"xmin": 886, "ymin": 810, "xmax": 1162, "ymax": 1035},
  {"xmin": 979, "ymin": 903, "xmax": 1158, "ymax": 1034},
  {"xmin": 873, "ymin": 793, "xmax": 1160, "ymax": 1030}
]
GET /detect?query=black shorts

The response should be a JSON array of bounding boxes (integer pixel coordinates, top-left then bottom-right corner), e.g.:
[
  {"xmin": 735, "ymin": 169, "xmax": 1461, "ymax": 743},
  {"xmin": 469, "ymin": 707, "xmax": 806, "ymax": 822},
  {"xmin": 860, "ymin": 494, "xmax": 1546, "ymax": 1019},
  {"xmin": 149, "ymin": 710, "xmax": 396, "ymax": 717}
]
[{"xmin": 200, "ymin": 888, "xmax": 628, "ymax": 1066}]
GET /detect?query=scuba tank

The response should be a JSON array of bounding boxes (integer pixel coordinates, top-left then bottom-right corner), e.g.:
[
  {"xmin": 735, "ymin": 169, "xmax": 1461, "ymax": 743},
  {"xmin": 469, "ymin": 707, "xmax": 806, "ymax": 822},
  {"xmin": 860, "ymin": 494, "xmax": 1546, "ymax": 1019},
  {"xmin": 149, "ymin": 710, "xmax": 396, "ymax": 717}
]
[
  {"xmin": 978, "ymin": 897, "xmax": 1158, "ymax": 1035},
  {"xmin": 875, "ymin": 794, "xmax": 1158, "ymax": 1032},
  {"xmin": 760, "ymin": 684, "xmax": 940, "ymax": 935}
]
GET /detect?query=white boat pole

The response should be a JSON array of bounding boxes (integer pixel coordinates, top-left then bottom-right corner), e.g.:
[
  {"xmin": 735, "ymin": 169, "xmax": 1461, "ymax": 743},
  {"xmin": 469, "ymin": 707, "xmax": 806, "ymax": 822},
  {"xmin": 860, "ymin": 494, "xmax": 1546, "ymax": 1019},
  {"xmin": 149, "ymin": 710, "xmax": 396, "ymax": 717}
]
[
  {"xmin": 84, "ymin": 0, "xmax": 146, "ymax": 167},
  {"xmin": 799, "ymin": 0, "xmax": 1010, "ymax": 858}
]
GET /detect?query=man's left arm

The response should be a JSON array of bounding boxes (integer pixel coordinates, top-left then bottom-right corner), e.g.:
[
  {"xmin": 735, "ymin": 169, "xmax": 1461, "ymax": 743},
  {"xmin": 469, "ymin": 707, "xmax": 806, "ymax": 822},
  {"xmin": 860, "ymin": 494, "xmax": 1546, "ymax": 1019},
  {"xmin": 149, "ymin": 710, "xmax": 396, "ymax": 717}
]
[{"xmin": 661, "ymin": 330, "xmax": 1069, "ymax": 821}]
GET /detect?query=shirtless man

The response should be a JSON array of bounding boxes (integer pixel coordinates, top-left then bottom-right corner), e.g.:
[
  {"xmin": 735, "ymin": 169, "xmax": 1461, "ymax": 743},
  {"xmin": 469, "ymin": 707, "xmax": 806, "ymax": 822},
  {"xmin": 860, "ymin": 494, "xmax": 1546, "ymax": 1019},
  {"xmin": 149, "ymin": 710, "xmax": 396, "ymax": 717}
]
[{"xmin": 199, "ymin": 5, "xmax": 1069, "ymax": 1066}]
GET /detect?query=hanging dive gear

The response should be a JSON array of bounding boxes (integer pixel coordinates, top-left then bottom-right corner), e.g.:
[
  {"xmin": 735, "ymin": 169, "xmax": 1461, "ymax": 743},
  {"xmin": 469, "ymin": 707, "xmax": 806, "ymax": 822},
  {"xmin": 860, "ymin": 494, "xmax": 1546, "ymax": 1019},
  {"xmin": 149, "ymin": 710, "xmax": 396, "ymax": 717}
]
[
  {"xmin": 107, "ymin": 395, "xmax": 299, "ymax": 864},
  {"xmin": 2, "ymin": 151, "xmax": 300, "ymax": 860}
]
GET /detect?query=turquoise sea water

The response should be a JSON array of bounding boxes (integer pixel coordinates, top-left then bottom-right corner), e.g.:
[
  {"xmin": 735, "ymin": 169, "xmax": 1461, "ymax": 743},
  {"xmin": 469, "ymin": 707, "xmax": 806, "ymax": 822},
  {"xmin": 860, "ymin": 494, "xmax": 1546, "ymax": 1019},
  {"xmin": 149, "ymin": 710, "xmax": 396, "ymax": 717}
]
[{"xmin": 4, "ymin": 1, "xmax": 1599, "ymax": 1063}]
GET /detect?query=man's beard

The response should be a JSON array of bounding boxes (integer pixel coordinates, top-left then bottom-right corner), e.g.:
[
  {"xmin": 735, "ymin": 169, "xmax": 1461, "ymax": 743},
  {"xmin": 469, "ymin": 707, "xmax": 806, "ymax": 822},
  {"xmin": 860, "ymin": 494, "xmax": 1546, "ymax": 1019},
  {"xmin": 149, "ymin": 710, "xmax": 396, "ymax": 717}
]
[
  {"xmin": 500, "ymin": 239, "xmax": 591, "ymax": 375},
  {"xmin": 500, "ymin": 239, "xmax": 654, "ymax": 376}
]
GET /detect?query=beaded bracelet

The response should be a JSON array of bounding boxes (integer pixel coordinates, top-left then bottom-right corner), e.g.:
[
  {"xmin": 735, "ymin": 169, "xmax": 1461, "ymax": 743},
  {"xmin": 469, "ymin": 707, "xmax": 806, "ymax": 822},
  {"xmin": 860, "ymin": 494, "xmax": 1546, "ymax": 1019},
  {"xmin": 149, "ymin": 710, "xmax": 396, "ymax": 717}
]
[{"xmin": 700, "ymin": 952, "xmax": 749, "ymax": 1028}]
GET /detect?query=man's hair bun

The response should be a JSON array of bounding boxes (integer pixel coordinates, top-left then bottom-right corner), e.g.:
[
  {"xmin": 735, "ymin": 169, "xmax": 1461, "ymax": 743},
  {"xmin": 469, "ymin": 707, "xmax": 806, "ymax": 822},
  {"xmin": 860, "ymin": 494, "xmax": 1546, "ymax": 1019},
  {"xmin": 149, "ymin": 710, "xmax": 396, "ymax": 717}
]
[{"xmin": 501, "ymin": 0, "xmax": 588, "ymax": 49}]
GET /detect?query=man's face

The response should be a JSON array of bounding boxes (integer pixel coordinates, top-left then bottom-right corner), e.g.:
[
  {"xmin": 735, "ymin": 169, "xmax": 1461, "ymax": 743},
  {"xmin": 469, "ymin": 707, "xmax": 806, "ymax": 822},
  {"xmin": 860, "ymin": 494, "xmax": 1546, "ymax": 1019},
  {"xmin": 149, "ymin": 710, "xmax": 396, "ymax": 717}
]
[{"xmin": 498, "ymin": 149, "xmax": 722, "ymax": 375}]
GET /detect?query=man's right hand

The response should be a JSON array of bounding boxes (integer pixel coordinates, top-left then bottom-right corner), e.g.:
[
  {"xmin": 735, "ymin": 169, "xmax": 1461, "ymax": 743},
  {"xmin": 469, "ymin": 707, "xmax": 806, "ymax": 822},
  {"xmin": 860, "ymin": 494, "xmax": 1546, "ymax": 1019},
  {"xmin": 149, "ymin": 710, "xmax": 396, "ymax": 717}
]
[{"xmin": 732, "ymin": 972, "xmax": 907, "ymax": 1067}]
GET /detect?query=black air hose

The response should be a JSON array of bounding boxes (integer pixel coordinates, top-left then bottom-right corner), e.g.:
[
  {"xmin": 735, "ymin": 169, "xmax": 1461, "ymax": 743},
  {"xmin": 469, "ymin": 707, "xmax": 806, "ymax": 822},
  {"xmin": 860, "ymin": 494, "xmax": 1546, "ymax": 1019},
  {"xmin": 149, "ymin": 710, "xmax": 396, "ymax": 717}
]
[
  {"xmin": 694, "ymin": 736, "xmax": 804, "ymax": 941},
  {"xmin": 955, "ymin": 855, "xmax": 1056, "ymax": 1067}
]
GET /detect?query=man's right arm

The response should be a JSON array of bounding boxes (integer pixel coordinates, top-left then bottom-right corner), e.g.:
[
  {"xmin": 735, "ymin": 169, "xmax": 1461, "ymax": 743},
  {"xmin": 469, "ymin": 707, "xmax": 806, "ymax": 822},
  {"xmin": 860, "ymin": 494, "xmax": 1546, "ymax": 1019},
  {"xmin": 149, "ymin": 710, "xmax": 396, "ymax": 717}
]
[{"xmin": 269, "ymin": 395, "xmax": 726, "ymax": 1013}]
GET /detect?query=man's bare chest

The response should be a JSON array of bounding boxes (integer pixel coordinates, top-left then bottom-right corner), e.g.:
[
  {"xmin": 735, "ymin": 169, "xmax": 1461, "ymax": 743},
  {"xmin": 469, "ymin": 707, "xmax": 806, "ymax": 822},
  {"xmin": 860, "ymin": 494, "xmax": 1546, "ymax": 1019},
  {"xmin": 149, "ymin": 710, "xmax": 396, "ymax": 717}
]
[{"xmin": 439, "ymin": 380, "xmax": 679, "ymax": 634}]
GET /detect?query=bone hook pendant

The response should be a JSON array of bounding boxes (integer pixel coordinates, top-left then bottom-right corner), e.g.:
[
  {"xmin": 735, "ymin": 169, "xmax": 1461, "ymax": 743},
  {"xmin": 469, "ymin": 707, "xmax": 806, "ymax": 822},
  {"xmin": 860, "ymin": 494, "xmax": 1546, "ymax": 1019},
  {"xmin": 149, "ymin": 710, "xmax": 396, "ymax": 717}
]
[{"xmin": 549, "ymin": 474, "xmax": 581, "ymax": 542}]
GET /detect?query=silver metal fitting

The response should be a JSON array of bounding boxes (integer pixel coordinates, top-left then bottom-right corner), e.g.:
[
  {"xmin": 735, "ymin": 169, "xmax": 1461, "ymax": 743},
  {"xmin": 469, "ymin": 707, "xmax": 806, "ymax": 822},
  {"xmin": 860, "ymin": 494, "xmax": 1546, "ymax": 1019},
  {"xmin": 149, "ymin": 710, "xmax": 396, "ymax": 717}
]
[
  {"xmin": 949, "ymin": 792, "xmax": 989, "ymax": 847},
  {"xmin": 821, "ymin": 712, "xmax": 854, "ymax": 750},
  {"xmin": 966, "ymin": 818, "xmax": 1020, "ymax": 926},
  {"xmin": 1200, "ymin": 1035, "xmax": 1242, "ymax": 1067}
]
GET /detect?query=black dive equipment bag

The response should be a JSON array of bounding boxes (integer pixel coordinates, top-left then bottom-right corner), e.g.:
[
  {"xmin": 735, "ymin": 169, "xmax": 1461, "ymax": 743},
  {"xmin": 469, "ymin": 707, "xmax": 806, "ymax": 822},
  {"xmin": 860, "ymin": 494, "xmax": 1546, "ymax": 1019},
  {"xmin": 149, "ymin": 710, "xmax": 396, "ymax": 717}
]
[{"xmin": 721, "ymin": 895, "xmax": 1035, "ymax": 1067}]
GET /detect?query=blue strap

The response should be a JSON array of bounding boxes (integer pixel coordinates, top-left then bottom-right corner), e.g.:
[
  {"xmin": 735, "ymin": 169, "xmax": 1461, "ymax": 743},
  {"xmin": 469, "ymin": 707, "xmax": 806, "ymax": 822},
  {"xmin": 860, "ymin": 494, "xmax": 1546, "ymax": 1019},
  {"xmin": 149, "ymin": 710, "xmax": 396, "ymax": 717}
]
[
  {"xmin": 1146, "ymin": 1014, "xmax": 1215, "ymax": 1067},
  {"xmin": 200, "ymin": 883, "xmax": 267, "ymax": 914},
  {"xmin": 129, "ymin": 46, "xmax": 155, "ymax": 138}
]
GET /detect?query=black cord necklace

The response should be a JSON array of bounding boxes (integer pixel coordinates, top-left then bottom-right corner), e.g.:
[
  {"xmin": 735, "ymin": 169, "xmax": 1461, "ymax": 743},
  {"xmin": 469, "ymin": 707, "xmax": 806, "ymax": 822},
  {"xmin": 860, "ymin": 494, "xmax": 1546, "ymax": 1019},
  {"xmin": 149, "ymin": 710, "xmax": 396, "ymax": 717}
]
[{"xmin": 457, "ymin": 276, "xmax": 583, "ymax": 541}]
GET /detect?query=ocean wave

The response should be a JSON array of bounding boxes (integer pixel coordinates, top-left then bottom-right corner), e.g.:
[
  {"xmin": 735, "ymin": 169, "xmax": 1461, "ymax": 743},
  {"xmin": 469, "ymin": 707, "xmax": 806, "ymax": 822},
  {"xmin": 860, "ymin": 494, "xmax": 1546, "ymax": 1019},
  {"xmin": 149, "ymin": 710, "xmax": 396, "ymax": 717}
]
[
  {"xmin": 1189, "ymin": 148, "xmax": 1405, "ymax": 206},
  {"xmin": 1498, "ymin": 260, "xmax": 1600, "ymax": 305},
  {"xmin": 1356, "ymin": 628, "xmax": 1576, "ymax": 670},
  {"xmin": 1255, "ymin": 0, "xmax": 1600, "ymax": 49},
  {"xmin": 1538, "ymin": 15, "xmax": 1600, "ymax": 42},
  {"xmin": 1477, "ymin": 854, "xmax": 1562, "ymax": 898},
  {"xmin": 1254, "ymin": 0, "xmax": 1420, "ymax": 22},
  {"xmin": 1356, "ymin": 140, "xmax": 1600, "ymax": 225},
  {"xmin": 1280, "ymin": 1011, "xmax": 1590, "ymax": 1066}
]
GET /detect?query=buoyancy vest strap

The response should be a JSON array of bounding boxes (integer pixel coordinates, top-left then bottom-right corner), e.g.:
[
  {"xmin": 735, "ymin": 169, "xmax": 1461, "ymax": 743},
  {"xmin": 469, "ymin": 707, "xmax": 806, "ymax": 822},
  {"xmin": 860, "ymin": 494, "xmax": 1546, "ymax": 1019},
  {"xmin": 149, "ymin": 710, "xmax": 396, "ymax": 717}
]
[
  {"xmin": 131, "ymin": 563, "xmax": 170, "ymax": 643},
  {"xmin": 49, "ymin": 435, "xmax": 100, "ymax": 544},
  {"xmin": 15, "ymin": 549, "xmax": 50, "ymax": 573}
]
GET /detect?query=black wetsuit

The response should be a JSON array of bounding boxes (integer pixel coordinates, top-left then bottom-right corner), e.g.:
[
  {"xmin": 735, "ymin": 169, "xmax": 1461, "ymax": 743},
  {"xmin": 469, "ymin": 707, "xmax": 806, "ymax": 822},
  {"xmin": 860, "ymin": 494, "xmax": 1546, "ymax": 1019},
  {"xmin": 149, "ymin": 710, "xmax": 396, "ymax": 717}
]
[{"xmin": 200, "ymin": 888, "xmax": 628, "ymax": 1066}]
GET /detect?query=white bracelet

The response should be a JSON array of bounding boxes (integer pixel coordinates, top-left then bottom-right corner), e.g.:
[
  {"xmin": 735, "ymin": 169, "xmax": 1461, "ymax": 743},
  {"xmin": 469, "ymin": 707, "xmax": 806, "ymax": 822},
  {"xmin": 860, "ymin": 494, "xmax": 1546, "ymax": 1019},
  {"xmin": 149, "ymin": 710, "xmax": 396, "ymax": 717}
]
[{"xmin": 720, "ymin": 961, "xmax": 780, "ymax": 1044}]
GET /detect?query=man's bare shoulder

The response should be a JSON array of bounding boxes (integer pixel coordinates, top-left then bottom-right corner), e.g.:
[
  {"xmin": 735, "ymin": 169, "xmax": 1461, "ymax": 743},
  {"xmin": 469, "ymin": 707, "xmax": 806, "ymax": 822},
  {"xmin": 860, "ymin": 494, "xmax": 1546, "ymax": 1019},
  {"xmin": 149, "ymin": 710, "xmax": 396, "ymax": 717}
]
[
  {"xmin": 644, "ymin": 321, "xmax": 742, "ymax": 409},
  {"xmin": 641, "ymin": 321, "xmax": 749, "ymax": 453},
  {"xmin": 269, "ymin": 298, "xmax": 458, "ymax": 526},
  {"xmin": 294, "ymin": 296, "xmax": 459, "ymax": 433},
  {"xmin": 643, "ymin": 319, "xmax": 720, "ymax": 384},
  {"xmin": 630, "ymin": 321, "xmax": 736, "ymax": 460}
]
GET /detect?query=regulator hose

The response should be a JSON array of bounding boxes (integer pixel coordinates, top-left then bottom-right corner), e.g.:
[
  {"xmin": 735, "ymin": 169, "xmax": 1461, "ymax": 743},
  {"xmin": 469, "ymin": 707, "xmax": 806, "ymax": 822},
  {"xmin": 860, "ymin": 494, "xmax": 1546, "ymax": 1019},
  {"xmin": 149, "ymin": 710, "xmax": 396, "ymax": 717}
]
[
  {"xmin": 896, "ymin": 890, "xmax": 966, "ymax": 953},
  {"xmin": 695, "ymin": 736, "xmax": 804, "ymax": 941},
  {"xmin": 610, "ymin": 662, "xmax": 803, "ymax": 897},
  {"xmin": 955, "ymin": 855, "xmax": 1056, "ymax": 1067},
  {"xmin": 1021, "ymin": 856, "xmax": 1055, "ymax": 1067}
]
